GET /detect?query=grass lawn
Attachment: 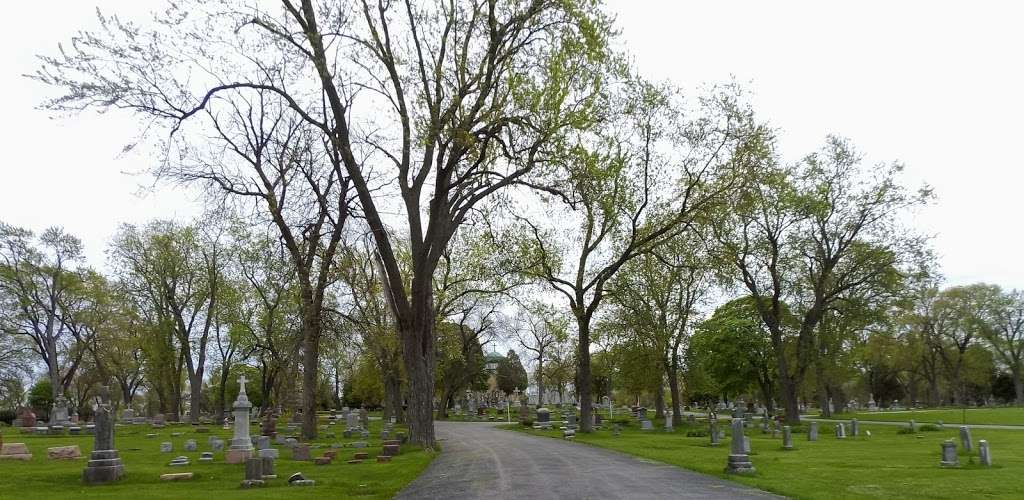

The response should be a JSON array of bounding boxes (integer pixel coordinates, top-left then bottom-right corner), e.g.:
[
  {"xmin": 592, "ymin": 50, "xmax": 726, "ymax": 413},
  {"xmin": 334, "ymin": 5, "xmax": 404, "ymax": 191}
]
[
  {"xmin": 503, "ymin": 416, "xmax": 1023, "ymax": 499},
  {"xmin": 820, "ymin": 407, "xmax": 1024, "ymax": 427},
  {"xmin": 0, "ymin": 415, "xmax": 434, "ymax": 500}
]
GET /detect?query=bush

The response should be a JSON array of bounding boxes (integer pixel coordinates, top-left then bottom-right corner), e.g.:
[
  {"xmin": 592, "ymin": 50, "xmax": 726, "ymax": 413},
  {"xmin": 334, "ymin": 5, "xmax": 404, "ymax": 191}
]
[
  {"xmin": 0, "ymin": 409, "xmax": 14, "ymax": 425},
  {"xmin": 521, "ymin": 419, "xmax": 534, "ymax": 427},
  {"xmin": 686, "ymin": 430, "xmax": 708, "ymax": 437},
  {"xmin": 919, "ymin": 424, "xmax": 940, "ymax": 432}
]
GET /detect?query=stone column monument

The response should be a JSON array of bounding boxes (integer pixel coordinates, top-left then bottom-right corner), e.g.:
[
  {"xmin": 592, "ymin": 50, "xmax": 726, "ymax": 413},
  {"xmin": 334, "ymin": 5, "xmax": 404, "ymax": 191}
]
[
  {"xmin": 226, "ymin": 375, "xmax": 255, "ymax": 464},
  {"xmin": 82, "ymin": 386, "xmax": 125, "ymax": 484},
  {"xmin": 725, "ymin": 418, "xmax": 755, "ymax": 474}
]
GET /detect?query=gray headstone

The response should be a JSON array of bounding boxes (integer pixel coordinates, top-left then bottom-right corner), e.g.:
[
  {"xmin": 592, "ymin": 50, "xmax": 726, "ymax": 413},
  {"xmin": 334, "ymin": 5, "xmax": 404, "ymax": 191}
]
[
  {"xmin": 256, "ymin": 435, "xmax": 270, "ymax": 450},
  {"xmin": 709, "ymin": 421, "xmax": 720, "ymax": 447},
  {"xmin": 244, "ymin": 457, "xmax": 263, "ymax": 481},
  {"xmin": 940, "ymin": 440, "xmax": 958, "ymax": 467},
  {"xmin": 199, "ymin": 452, "xmax": 214, "ymax": 462},
  {"xmin": 640, "ymin": 420, "xmax": 653, "ymax": 431},
  {"xmin": 258, "ymin": 448, "xmax": 279, "ymax": 459},
  {"xmin": 261, "ymin": 456, "xmax": 276, "ymax": 478},
  {"xmin": 958, "ymin": 426, "xmax": 973, "ymax": 452},
  {"xmin": 210, "ymin": 438, "xmax": 225, "ymax": 452},
  {"xmin": 184, "ymin": 439, "xmax": 197, "ymax": 452},
  {"xmin": 978, "ymin": 439, "xmax": 991, "ymax": 466},
  {"xmin": 782, "ymin": 425, "xmax": 794, "ymax": 450},
  {"xmin": 835, "ymin": 423, "xmax": 846, "ymax": 439},
  {"xmin": 850, "ymin": 418, "xmax": 859, "ymax": 437},
  {"xmin": 808, "ymin": 421, "xmax": 818, "ymax": 441},
  {"xmin": 725, "ymin": 418, "xmax": 755, "ymax": 474},
  {"xmin": 160, "ymin": 442, "xmax": 172, "ymax": 453}
]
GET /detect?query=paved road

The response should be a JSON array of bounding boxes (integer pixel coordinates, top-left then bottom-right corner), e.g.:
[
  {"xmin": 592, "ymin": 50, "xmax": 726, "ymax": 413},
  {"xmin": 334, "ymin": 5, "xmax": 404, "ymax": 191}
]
[{"xmin": 396, "ymin": 422, "xmax": 781, "ymax": 500}]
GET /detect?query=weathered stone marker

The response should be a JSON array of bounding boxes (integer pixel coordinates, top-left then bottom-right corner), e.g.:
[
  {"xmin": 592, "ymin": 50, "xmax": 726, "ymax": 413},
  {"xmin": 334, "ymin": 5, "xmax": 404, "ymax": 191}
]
[
  {"xmin": 978, "ymin": 439, "xmax": 992, "ymax": 466},
  {"xmin": 835, "ymin": 423, "xmax": 846, "ymax": 439},
  {"xmin": 241, "ymin": 457, "xmax": 265, "ymax": 488},
  {"xmin": 808, "ymin": 421, "xmax": 818, "ymax": 441},
  {"xmin": 725, "ymin": 418, "xmax": 755, "ymax": 475},
  {"xmin": 709, "ymin": 421, "xmax": 719, "ymax": 447},
  {"xmin": 939, "ymin": 440, "xmax": 958, "ymax": 467},
  {"xmin": 261, "ymin": 456, "xmax": 276, "ymax": 479},
  {"xmin": 82, "ymin": 385, "xmax": 125, "ymax": 485},
  {"xmin": 782, "ymin": 425, "xmax": 794, "ymax": 450},
  {"xmin": 226, "ymin": 375, "xmax": 255, "ymax": 464},
  {"xmin": 959, "ymin": 426, "xmax": 973, "ymax": 452},
  {"xmin": 850, "ymin": 418, "xmax": 859, "ymax": 437}
]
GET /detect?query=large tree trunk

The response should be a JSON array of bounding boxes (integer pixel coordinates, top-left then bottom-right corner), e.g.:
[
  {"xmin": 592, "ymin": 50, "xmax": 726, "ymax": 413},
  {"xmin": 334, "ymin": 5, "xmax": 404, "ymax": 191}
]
[
  {"xmin": 1012, "ymin": 366, "xmax": 1024, "ymax": 405},
  {"xmin": 401, "ymin": 325, "xmax": 436, "ymax": 447},
  {"xmin": 383, "ymin": 373, "xmax": 402, "ymax": 424},
  {"xmin": 576, "ymin": 317, "xmax": 593, "ymax": 433},
  {"xmin": 654, "ymin": 384, "xmax": 665, "ymax": 419},
  {"xmin": 779, "ymin": 373, "xmax": 801, "ymax": 424},
  {"xmin": 399, "ymin": 278, "xmax": 437, "ymax": 448},
  {"xmin": 217, "ymin": 365, "xmax": 231, "ymax": 421},
  {"xmin": 188, "ymin": 372, "xmax": 203, "ymax": 424},
  {"xmin": 668, "ymin": 359, "xmax": 681, "ymax": 426},
  {"xmin": 537, "ymin": 358, "xmax": 545, "ymax": 408},
  {"xmin": 300, "ymin": 304, "xmax": 322, "ymax": 440}
]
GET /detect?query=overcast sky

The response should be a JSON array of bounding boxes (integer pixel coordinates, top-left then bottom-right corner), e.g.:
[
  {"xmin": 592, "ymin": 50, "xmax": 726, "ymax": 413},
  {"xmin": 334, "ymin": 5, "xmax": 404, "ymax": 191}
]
[{"xmin": 2, "ymin": 1, "xmax": 1022, "ymax": 290}]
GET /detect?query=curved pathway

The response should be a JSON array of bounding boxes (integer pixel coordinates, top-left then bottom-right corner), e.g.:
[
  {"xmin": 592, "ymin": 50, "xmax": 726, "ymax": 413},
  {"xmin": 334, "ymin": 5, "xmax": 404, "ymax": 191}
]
[{"xmin": 396, "ymin": 422, "xmax": 780, "ymax": 500}]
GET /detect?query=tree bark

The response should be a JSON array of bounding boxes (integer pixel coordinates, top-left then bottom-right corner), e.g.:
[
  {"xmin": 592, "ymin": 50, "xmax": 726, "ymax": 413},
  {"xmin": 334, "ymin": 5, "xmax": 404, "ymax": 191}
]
[
  {"xmin": 577, "ymin": 317, "xmax": 593, "ymax": 433},
  {"xmin": 398, "ymin": 275, "xmax": 437, "ymax": 448},
  {"xmin": 1012, "ymin": 366, "xmax": 1024, "ymax": 405},
  {"xmin": 668, "ymin": 359, "xmax": 681, "ymax": 426},
  {"xmin": 300, "ymin": 304, "xmax": 322, "ymax": 440},
  {"xmin": 654, "ymin": 384, "xmax": 665, "ymax": 419}
]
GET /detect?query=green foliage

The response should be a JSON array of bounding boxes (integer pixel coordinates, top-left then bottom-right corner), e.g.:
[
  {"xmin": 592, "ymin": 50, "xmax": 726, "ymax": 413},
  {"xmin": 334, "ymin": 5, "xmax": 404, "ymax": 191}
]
[
  {"xmin": 688, "ymin": 296, "xmax": 786, "ymax": 399},
  {"xmin": 28, "ymin": 379, "xmax": 53, "ymax": 418},
  {"xmin": 496, "ymin": 350, "xmax": 529, "ymax": 395}
]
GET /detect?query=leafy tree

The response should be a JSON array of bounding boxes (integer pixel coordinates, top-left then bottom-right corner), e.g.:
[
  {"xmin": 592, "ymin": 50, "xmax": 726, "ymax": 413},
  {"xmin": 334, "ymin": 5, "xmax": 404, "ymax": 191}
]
[
  {"xmin": 509, "ymin": 81, "xmax": 753, "ymax": 431},
  {"xmin": 515, "ymin": 302, "xmax": 568, "ymax": 406},
  {"xmin": 497, "ymin": 350, "xmax": 528, "ymax": 396},
  {"xmin": 610, "ymin": 230, "xmax": 712, "ymax": 424},
  {"xmin": 28, "ymin": 379, "xmax": 53, "ymax": 420},
  {"xmin": 0, "ymin": 223, "xmax": 91, "ymax": 411},
  {"xmin": 716, "ymin": 136, "xmax": 929, "ymax": 423},
  {"xmin": 37, "ymin": 0, "xmax": 612, "ymax": 447},
  {"xmin": 690, "ymin": 297, "xmax": 781, "ymax": 409},
  {"xmin": 982, "ymin": 288, "xmax": 1024, "ymax": 403},
  {"xmin": 109, "ymin": 220, "xmax": 227, "ymax": 423}
]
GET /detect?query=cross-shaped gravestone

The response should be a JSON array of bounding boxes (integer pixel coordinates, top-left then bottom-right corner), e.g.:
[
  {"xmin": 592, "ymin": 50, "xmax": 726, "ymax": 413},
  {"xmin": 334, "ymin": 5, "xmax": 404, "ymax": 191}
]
[{"xmin": 238, "ymin": 375, "xmax": 248, "ymax": 396}]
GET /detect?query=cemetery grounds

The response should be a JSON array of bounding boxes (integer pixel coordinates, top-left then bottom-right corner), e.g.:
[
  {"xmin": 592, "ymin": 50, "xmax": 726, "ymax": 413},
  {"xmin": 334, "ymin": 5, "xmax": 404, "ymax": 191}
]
[
  {"xmin": 504, "ymin": 407, "xmax": 1024, "ymax": 499},
  {"xmin": 0, "ymin": 412, "xmax": 434, "ymax": 500}
]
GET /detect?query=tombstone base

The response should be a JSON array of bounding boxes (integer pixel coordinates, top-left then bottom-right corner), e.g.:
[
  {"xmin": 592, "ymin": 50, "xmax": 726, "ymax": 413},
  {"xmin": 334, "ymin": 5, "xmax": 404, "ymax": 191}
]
[
  {"xmin": 725, "ymin": 454, "xmax": 756, "ymax": 475},
  {"xmin": 240, "ymin": 479, "xmax": 265, "ymax": 488},
  {"xmin": 225, "ymin": 448, "xmax": 254, "ymax": 464},
  {"xmin": 82, "ymin": 450, "xmax": 125, "ymax": 485},
  {"xmin": 939, "ymin": 459, "xmax": 959, "ymax": 467}
]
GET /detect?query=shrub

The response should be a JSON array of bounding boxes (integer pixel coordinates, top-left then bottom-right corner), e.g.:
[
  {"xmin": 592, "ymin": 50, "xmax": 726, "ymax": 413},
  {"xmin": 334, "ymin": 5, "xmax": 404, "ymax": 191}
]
[
  {"xmin": 686, "ymin": 430, "xmax": 708, "ymax": 437},
  {"xmin": 0, "ymin": 409, "xmax": 14, "ymax": 425},
  {"xmin": 521, "ymin": 419, "xmax": 534, "ymax": 427},
  {"xmin": 919, "ymin": 424, "xmax": 940, "ymax": 432}
]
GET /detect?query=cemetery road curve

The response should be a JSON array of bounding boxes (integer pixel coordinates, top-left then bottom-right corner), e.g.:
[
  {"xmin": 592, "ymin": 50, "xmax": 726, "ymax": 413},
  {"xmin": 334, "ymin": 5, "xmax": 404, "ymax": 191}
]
[{"xmin": 395, "ymin": 421, "xmax": 782, "ymax": 500}]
